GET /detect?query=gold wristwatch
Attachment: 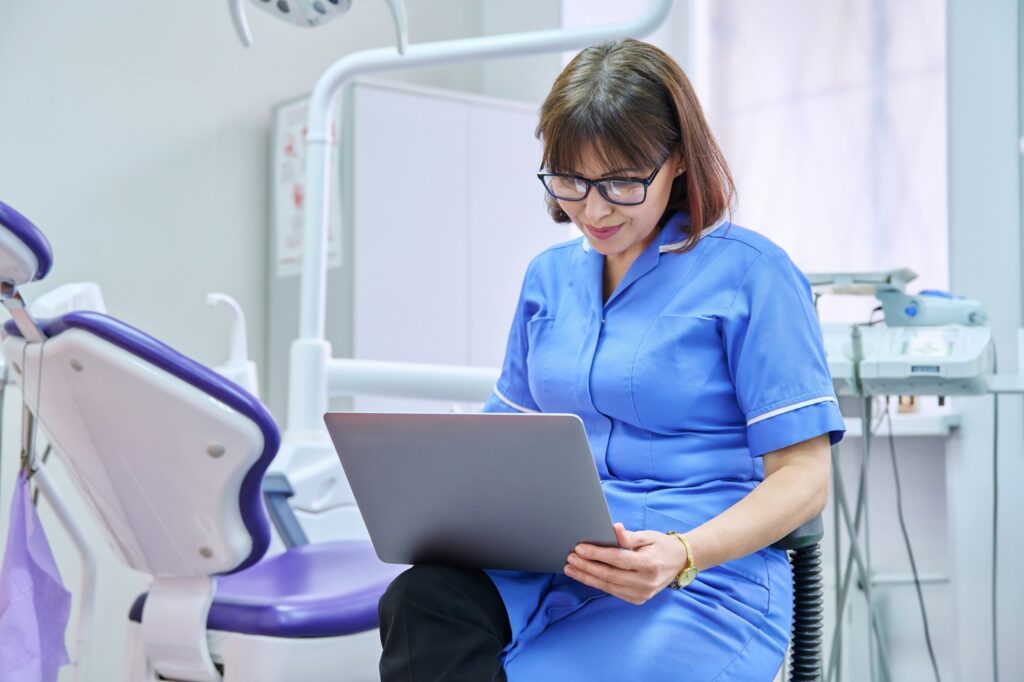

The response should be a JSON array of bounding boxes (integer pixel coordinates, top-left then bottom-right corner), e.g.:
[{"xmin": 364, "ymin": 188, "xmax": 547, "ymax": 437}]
[{"xmin": 666, "ymin": 531, "xmax": 698, "ymax": 589}]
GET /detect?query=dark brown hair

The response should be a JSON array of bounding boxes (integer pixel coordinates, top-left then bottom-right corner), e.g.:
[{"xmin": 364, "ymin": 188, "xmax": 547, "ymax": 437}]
[{"xmin": 537, "ymin": 39, "xmax": 734, "ymax": 253}]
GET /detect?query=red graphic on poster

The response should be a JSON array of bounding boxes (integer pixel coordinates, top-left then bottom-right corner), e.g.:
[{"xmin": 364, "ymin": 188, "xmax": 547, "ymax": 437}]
[{"xmin": 275, "ymin": 99, "xmax": 341, "ymax": 278}]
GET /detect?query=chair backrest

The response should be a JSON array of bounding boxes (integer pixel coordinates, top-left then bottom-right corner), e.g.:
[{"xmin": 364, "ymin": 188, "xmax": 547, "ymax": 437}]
[
  {"xmin": 3, "ymin": 313, "xmax": 279, "ymax": 577},
  {"xmin": 0, "ymin": 202, "xmax": 278, "ymax": 578}
]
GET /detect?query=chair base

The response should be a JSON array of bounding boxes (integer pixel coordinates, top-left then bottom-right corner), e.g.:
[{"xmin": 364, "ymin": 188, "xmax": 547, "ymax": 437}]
[{"xmin": 123, "ymin": 622, "xmax": 382, "ymax": 681}]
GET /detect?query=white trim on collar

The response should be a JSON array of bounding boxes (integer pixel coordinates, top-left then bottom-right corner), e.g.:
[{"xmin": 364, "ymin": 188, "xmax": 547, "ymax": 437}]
[
  {"xmin": 659, "ymin": 213, "xmax": 728, "ymax": 253},
  {"xmin": 493, "ymin": 387, "xmax": 539, "ymax": 413},
  {"xmin": 579, "ymin": 213, "xmax": 728, "ymax": 253}
]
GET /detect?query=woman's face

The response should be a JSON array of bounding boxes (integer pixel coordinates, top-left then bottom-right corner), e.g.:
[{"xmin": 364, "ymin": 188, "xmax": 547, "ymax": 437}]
[{"xmin": 557, "ymin": 146, "xmax": 683, "ymax": 265}]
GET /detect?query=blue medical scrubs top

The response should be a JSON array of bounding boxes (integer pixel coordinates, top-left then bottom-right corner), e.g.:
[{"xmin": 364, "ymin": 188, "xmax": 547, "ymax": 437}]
[{"xmin": 481, "ymin": 212, "xmax": 845, "ymax": 681}]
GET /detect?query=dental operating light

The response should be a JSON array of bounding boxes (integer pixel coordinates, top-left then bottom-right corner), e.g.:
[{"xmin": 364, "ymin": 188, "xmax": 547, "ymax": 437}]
[{"xmin": 228, "ymin": 0, "xmax": 408, "ymax": 54}]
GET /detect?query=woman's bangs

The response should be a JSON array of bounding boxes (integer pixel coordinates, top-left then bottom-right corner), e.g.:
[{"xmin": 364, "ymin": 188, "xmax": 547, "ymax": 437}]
[{"xmin": 543, "ymin": 105, "xmax": 666, "ymax": 177}]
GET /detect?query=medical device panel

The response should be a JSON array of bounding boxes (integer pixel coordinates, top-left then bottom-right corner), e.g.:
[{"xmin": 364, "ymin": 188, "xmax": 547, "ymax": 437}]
[
  {"xmin": 876, "ymin": 289, "xmax": 987, "ymax": 327},
  {"xmin": 858, "ymin": 325, "xmax": 994, "ymax": 396}
]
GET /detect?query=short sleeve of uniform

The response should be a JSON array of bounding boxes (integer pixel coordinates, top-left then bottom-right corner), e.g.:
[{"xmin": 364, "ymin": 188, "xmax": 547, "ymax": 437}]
[
  {"xmin": 482, "ymin": 260, "xmax": 542, "ymax": 414},
  {"xmin": 722, "ymin": 250, "xmax": 845, "ymax": 457}
]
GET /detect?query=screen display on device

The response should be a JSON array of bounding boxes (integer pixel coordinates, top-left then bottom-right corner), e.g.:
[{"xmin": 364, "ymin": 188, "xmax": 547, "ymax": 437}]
[{"xmin": 903, "ymin": 330, "xmax": 951, "ymax": 358}]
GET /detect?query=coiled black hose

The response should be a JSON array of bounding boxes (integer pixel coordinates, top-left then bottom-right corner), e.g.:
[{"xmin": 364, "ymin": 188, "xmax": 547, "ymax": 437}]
[{"xmin": 788, "ymin": 542, "xmax": 824, "ymax": 681}]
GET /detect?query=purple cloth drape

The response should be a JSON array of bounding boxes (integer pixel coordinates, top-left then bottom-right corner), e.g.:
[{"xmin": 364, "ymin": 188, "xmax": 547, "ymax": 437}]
[{"xmin": 0, "ymin": 470, "xmax": 71, "ymax": 682}]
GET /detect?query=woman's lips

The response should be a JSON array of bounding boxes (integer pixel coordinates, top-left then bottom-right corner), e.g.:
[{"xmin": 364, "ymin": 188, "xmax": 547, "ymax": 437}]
[{"xmin": 586, "ymin": 223, "xmax": 623, "ymax": 241}]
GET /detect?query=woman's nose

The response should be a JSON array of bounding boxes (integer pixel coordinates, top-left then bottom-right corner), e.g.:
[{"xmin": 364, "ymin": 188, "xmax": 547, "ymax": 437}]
[{"xmin": 582, "ymin": 189, "xmax": 614, "ymax": 223}]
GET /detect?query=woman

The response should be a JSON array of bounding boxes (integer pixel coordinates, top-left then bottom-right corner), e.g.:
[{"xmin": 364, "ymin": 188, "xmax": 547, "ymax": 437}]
[{"xmin": 379, "ymin": 39, "xmax": 844, "ymax": 681}]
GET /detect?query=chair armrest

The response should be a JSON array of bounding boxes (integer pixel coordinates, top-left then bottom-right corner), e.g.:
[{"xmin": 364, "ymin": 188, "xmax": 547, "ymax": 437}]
[{"xmin": 772, "ymin": 514, "xmax": 824, "ymax": 551}]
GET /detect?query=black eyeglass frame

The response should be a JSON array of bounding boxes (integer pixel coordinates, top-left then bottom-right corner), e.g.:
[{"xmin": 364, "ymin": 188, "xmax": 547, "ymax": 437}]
[{"xmin": 536, "ymin": 162, "xmax": 666, "ymax": 206}]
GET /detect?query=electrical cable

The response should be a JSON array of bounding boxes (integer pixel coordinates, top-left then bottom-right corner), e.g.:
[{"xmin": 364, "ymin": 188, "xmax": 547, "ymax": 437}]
[
  {"xmin": 884, "ymin": 401, "xmax": 941, "ymax": 682},
  {"xmin": 990, "ymin": 350, "xmax": 999, "ymax": 682}
]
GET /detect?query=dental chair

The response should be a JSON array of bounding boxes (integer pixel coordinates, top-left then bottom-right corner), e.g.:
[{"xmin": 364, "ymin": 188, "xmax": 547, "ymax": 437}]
[{"xmin": 0, "ymin": 200, "xmax": 402, "ymax": 681}]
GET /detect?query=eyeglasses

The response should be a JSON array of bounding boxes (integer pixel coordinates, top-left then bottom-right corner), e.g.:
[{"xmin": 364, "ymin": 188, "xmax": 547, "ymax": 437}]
[{"xmin": 537, "ymin": 162, "xmax": 664, "ymax": 206}]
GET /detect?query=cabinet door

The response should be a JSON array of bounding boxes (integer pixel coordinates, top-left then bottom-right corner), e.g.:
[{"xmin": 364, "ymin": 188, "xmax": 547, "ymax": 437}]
[
  {"xmin": 353, "ymin": 85, "xmax": 470, "ymax": 412},
  {"xmin": 466, "ymin": 103, "xmax": 576, "ymax": 370}
]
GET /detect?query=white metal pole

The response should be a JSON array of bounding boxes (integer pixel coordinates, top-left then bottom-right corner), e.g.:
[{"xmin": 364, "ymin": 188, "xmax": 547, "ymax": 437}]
[{"xmin": 328, "ymin": 358, "xmax": 498, "ymax": 402}]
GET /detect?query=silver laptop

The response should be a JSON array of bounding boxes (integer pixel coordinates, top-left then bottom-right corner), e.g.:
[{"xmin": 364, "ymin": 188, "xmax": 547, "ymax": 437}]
[{"xmin": 323, "ymin": 412, "xmax": 619, "ymax": 573}]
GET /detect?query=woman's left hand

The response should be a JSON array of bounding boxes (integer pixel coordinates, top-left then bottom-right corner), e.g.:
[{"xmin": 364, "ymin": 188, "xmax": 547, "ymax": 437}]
[{"xmin": 564, "ymin": 523, "xmax": 691, "ymax": 605}]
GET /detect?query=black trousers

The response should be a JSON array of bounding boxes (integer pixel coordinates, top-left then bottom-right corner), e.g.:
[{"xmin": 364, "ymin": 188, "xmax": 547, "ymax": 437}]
[{"xmin": 378, "ymin": 564, "xmax": 513, "ymax": 682}]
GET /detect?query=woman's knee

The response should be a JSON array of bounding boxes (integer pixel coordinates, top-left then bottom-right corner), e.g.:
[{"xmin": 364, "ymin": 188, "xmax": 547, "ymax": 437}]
[
  {"xmin": 379, "ymin": 564, "xmax": 507, "ymax": 627},
  {"xmin": 380, "ymin": 564, "xmax": 465, "ymax": 619}
]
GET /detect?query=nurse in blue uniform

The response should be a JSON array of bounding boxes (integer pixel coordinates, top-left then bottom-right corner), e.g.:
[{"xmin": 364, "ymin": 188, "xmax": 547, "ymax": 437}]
[{"xmin": 379, "ymin": 38, "xmax": 844, "ymax": 681}]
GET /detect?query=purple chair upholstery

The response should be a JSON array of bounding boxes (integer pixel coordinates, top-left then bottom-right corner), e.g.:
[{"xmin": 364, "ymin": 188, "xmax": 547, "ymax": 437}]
[
  {"xmin": 0, "ymin": 201, "xmax": 54, "ymax": 281},
  {"xmin": 5, "ymin": 312, "xmax": 404, "ymax": 639},
  {"xmin": 129, "ymin": 541, "xmax": 403, "ymax": 638}
]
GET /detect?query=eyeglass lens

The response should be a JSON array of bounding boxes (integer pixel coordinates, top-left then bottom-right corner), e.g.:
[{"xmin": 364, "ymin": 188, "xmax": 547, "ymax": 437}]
[{"xmin": 545, "ymin": 176, "xmax": 647, "ymax": 205}]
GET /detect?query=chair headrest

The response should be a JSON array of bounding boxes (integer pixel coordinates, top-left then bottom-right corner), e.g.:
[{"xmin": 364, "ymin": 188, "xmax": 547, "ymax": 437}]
[{"xmin": 0, "ymin": 201, "xmax": 54, "ymax": 286}]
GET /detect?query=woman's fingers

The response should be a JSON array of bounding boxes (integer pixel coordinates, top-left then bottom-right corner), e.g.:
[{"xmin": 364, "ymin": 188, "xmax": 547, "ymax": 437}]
[
  {"xmin": 567, "ymin": 528, "xmax": 688, "ymax": 600},
  {"xmin": 574, "ymin": 535, "xmax": 657, "ymax": 570},
  {"xmin": 613, "ymin": 523, "xmax": 659, "ymax": 550},
  {"xmin": 563, "ymin": 563, "xmax": 649, "ymax": 605},
  {"xmin": 566, "ymin": 552, "xmax": 630, "ymax": 585},
  {"xmin": 613, "ymin": 522, "xmax": 639, "ymax": 549},
  {"xmin": 575, "ymin": 545, "xmax": 641, "ymax": 571},
  {"xmin": 566, "ymin": 549, "xmax": 662, "ymax": 599}
]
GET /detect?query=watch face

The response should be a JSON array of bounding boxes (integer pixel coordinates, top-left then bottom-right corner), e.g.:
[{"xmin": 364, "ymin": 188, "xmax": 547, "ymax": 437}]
[{"xmin": 678, "ymin": 566, "xmax": 698, "ymax": 588}]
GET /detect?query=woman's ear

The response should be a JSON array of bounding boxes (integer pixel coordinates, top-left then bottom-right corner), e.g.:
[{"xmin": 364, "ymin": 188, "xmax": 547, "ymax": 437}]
[{"xmin": 672, "ymin": 152, "xmax": 686, "ymax": 177}]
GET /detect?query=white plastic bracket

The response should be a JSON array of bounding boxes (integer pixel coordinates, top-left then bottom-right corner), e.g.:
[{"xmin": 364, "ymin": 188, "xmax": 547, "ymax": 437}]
[
  {"xmin": 984, "ymin": 328, "xmax": 1024, "ymax": 394},
  {"xmin": 141, "ymin": 576, "xmax": 221, "ymax": 682}
]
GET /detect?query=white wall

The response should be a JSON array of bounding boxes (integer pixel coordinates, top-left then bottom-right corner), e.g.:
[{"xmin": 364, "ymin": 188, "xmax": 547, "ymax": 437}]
[
  {"xmin": 0, "ymin": 0, "xmax": 482, "ymax": 372},
  {"xmin": 480, "ymin": 0, "xmax": 562, "ymax": 104},
  {"xmin": 706, "ymin": 0, "xmax": 949, "ymax": 326}
]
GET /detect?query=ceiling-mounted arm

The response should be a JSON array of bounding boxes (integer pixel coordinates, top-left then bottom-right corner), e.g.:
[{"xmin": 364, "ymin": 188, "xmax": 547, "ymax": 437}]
[
  {"xmin": 285, "ymin": 0, "xmax": 672, "ymax": 433},
  {"xmin": 228, "ymin": 0, "xmax": 253, "ymax": 47}
]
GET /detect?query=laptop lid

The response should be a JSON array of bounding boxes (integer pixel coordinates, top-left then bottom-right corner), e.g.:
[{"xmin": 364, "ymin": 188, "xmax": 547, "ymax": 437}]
[{"xmin": 324, "ymin": 412, "xmax": 618, "ymax": 573}]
